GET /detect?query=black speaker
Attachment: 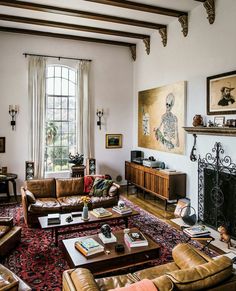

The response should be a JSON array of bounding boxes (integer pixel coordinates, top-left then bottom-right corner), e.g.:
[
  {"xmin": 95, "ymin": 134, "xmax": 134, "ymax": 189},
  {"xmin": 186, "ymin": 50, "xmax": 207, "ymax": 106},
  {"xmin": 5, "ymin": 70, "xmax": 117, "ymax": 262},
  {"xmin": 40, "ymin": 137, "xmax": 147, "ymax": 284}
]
[
  {"xmin": 86, "ymin": 158, "xmax": 96, "ymax": 175},
  {"xmin": 25, "ymin": 161, "xmax": 34, "ymax": 180},
  {"xmin": 131, "ymin": 151, "xmax": 143, "ymax": 162}
]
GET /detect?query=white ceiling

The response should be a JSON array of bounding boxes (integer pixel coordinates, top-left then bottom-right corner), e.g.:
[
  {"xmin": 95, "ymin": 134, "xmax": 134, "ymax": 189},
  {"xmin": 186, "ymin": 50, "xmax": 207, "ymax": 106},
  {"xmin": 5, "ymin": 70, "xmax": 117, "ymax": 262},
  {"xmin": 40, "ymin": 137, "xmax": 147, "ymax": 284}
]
[{"xmin": 0, "ymin": 0, "xmax": 201, "ymax": 45}]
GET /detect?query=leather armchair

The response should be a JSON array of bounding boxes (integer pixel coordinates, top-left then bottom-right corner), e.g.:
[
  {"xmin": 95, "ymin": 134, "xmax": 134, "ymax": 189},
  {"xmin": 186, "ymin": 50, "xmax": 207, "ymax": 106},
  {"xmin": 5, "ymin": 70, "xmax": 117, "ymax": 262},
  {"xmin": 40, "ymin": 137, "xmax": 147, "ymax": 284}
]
[
  {"xmin": 62, "ymin": 243, "xmax": 236, "ymax": 291},
  {"xmin": 0, "ymin": 217, "xmax": 21, "ymax": 257}
]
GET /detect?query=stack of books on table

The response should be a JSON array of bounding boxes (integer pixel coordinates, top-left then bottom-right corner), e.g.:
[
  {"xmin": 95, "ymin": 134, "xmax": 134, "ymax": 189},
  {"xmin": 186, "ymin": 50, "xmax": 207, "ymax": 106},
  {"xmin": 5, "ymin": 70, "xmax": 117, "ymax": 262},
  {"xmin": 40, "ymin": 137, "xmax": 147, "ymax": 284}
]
[
  {"xmin": 183, "ymin": 225, "xmax": 210, "ymax": 237},
  {"xmin": 91, "ymin": 207, "xmax": 113, "ymax": 218},
  {"xmin": 75, "ymin": 237, "xmax": 104, "ymax": 257},
  {"xmin": 47, "ymin": 213, "xmax": 61, "ymax": 225},
  {"xmin": 124, "ymin": 231, "xmax": 148, "ymax": 247},
  {"xmin": 112, "ymin": 206, "xmax": 132, "ymax": 215}
]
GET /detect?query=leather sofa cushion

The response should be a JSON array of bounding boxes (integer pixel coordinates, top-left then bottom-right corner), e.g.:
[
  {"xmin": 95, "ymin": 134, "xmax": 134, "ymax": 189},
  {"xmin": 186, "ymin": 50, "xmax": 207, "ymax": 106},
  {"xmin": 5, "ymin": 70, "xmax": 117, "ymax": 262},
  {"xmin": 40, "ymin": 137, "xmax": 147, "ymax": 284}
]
[
  {"xmin": 152, "ymin": 275, "xmax": 174, "ymax": 291},
  {"xmin": 28, "ymin": 198, "xmax": 61, "ymax": 213},
  {"xmin": 96, "ymin": 274, "xmax": 138, "ymax": 291},
  {"xmin": 90, "ymin": 196, "xmax": 118, "ymax": 208},
  {"xmin": 25, "ymin": 178, "xmax": 56, "ymax": 198},
  {"xmin": 57, "ymin": 196, "xmax": 84, "ymax": 211},
  {"xmin": 109, "ymin": 279, "xmax": 158, "ymax": 291},
  {"xmin": 134, "ymin": 262, "xmax": 179, "ymax": 281},
  {"xmin": 172, "ymin": 243, "xmax": 210, "ymax": 269},
  {"xmin": 56, "ymin": 178, "xmax": 84, "ymax": 198},
  {"xmin": 166, "ymin": 256, "xmax": 232, "ymax": 290}
]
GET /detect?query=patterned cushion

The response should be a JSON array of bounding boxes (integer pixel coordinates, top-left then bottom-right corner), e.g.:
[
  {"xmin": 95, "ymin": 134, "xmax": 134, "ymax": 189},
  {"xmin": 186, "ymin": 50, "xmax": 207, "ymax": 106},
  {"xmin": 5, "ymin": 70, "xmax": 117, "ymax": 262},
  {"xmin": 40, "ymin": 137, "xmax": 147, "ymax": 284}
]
[{"xmin": 89, "ymin": 178, "xmax": 113, "ymax": 197}]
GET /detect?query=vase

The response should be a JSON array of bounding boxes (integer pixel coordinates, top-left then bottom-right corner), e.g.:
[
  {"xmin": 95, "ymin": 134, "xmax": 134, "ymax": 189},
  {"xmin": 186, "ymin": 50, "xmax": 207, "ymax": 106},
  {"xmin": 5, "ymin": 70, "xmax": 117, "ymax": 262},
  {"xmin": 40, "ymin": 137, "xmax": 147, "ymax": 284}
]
[
  {"xmin": 82, "ymin": 204, "xmax": 89, "ymax": 221},
  {"xmin": 192, "ymin": 114, "xmax": 203, "ymax": 127}
]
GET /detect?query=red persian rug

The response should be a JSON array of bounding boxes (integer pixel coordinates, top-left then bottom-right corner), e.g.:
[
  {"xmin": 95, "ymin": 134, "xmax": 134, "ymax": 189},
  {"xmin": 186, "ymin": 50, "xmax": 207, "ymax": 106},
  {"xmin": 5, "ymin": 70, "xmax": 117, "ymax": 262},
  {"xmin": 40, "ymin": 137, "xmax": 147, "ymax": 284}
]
[{"xmin": 0, "ymin": 198, "xmax": 218, "ymax": 291}]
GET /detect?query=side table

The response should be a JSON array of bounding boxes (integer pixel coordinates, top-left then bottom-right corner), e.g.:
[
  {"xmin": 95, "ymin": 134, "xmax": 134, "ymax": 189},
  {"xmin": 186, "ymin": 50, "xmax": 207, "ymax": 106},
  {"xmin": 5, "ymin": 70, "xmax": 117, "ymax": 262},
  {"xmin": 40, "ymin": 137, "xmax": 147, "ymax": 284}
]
[
  {"xmin": 0, "ymin": 173, "xmax": 18, "ymax": 202},
  {"xmin": 71, "ymin": 165, "xmax": 86, "ymax": 177}
]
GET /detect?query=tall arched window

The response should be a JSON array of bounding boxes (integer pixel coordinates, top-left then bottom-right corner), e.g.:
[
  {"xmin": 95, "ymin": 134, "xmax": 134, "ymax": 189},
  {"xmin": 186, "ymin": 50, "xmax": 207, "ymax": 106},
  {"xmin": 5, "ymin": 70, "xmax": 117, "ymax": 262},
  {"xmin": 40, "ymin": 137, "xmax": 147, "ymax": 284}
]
[{"xmin": 45, "ymin": 65, "xmax": 77, "ymax": 172}]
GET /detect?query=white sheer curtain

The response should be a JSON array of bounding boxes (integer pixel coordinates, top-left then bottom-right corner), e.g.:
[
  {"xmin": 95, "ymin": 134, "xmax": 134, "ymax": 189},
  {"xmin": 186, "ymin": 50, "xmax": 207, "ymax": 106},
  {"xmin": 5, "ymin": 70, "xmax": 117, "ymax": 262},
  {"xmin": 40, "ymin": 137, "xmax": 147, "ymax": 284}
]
[
  {"xmin": 76, "ymin": 60, "xmax": 91, "ymax": 158},
  {"xmin": 28, "ymin": 56, "xmax": 46, "ymax": 178}
]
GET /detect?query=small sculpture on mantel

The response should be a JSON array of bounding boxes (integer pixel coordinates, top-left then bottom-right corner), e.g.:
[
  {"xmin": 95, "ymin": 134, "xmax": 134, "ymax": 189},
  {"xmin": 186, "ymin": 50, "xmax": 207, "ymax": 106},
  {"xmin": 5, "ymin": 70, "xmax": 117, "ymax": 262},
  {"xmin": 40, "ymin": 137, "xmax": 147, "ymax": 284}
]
[
  {"xmin": 68, "ymin": 153, "xmax": 84, "ymax": 166},
  {"xmin": 218, "ymin": 225, "xmax": 232, "ymax": 249}
]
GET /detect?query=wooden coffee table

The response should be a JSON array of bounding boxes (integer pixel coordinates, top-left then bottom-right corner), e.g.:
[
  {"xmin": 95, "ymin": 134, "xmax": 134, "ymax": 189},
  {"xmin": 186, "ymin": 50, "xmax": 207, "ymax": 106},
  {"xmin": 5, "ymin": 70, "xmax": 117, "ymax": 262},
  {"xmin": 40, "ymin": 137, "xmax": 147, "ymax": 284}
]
[
  {"xmin": 38, "ymin": 208, "xmax": 139, "ymax": 246},
  {"xmin": 62, "ymin": 227, "xmax": 160, "ymax": 275}
]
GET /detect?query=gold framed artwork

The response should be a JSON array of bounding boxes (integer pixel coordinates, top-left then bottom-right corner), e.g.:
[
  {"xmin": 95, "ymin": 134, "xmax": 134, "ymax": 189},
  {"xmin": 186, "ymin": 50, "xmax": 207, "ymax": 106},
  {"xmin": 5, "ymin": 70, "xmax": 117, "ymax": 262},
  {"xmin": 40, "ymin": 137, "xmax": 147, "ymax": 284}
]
[
  {"xmin": 106, "ymin": 134, "xmax": 122, "ymax": 149},
  {"xmin": 0, "ymin": 137, "xmax": 5, "ymax": 153},
  {"xmin": 207, "ymin": 70, "xmax": 236, "ymax": 115},
  {"xmin": 138, "ymin": 81, "xmax": 186, "ymax": 155}
]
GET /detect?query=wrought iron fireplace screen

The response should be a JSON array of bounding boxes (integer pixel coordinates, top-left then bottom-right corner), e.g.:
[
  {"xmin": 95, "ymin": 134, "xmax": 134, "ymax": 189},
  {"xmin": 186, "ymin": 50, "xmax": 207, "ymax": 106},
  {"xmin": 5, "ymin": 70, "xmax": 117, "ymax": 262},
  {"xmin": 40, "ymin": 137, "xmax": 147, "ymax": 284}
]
[{"xmin": 198, "ymin": 142, "xmax": 236, "ymax": 239}]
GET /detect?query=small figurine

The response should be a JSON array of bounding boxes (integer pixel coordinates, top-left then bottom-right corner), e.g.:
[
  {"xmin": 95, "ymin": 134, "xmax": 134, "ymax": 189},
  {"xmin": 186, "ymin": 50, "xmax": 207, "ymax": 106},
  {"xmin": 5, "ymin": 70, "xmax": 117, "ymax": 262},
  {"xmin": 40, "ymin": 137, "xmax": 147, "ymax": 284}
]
[
  {"xmin": 218, "ymin": 225, "xmax": 232, "ymax": 249},
  {"xmin": 118, "ymin": 200, "xmax": 125, "ymax": 209},
  {"xmin": 101, "ymin": 224, "xmax": 112, "ymax": 238}
]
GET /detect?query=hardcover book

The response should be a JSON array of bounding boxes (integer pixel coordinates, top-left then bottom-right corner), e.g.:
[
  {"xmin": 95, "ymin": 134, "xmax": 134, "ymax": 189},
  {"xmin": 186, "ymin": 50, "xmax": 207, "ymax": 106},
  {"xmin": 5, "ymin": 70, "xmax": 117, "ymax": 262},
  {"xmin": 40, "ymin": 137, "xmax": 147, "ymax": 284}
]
[
  {"xmin": 112, "ymin": 206, "xmax": 132, "ymax": 215},
  {"xmin": 91, "ymin": 208, "xmax": 112, "ymax": 218},
  {"xmin": 75, "ymin": 237, "xmax": 104, "ymax": 257},
  {"xmin": 183, "ymin": 225, "xmax": 210, "ymax": 237},
  {"xmin": 124, "ymin": 231, "xmax": 148, "ymax": 247}
]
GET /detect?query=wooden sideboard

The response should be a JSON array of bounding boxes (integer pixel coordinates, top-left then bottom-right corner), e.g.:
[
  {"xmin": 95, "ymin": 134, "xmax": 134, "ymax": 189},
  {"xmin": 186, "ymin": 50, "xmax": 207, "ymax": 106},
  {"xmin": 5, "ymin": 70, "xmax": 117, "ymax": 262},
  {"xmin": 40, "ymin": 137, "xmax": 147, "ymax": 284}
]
[{"xmin": 125, "ymin": 161, "xmax": 186, "ymax": 210}]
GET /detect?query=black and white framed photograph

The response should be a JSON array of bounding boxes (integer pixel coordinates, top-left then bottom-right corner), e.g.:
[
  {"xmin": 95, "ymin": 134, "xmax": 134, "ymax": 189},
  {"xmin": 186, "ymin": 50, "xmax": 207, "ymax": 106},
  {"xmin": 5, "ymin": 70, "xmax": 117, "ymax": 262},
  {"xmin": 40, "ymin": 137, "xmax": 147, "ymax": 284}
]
[
  {"xmin": 207, "ymin": 70, "xmax": 236, "ymax": 115},
  {"xmin": 214, "ymin": 116, "xmax": 225, "ymax": 127}
]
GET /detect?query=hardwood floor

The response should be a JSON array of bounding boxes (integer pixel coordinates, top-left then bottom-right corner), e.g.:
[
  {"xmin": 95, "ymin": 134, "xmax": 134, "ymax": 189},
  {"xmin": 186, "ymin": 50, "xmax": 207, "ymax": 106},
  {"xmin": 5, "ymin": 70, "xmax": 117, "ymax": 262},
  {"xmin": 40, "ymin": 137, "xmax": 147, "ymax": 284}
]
[{"xmin": 120, "ymin": 185, "xmax": 176, "ymax": 223}]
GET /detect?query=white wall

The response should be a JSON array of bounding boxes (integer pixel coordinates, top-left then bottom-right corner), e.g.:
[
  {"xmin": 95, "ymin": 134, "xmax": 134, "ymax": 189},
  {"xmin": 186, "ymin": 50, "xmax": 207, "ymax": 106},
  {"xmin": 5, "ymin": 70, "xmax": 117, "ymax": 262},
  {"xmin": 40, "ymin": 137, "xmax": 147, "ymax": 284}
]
[
  {"xmin": 133, "ymin": 0, "xmax": 236, "ymax": 209},
  {"xmin": 0, "ymin": 32, "xmax": 133, "ymax": 193}
]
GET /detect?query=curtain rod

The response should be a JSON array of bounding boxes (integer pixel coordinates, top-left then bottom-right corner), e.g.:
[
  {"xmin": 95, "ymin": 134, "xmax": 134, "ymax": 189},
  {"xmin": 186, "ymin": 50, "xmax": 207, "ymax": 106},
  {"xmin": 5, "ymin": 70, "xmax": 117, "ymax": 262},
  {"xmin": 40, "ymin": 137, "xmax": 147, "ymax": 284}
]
[{"xmin": 23, "ymin": 53, "xmax": 92, "ymax": 62}]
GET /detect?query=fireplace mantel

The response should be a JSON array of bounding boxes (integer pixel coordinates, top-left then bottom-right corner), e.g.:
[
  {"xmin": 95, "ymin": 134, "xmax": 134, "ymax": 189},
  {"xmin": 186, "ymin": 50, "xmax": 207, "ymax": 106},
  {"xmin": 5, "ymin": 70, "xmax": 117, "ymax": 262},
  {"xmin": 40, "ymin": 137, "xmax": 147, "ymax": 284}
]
[{"xmin": 183, "ymin": 126, "xmax": 236, "ymax": 136}]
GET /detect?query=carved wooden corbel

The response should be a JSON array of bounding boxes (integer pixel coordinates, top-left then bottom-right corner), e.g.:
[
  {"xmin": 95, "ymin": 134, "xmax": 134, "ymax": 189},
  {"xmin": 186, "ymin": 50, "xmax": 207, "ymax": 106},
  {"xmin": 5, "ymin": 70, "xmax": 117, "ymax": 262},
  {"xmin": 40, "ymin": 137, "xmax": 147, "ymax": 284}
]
[
  {"xmin": 143, "ymin": 37, "xmax": 150, "ymax": 55},
  {"xmin": 203, "ymin": 0, "xmax": 215, "ymax": 24},
  {"xmin": 130, "ymin": 45, "xmax": 136, "ymax": 61},
  {"xmin": 159, "ymin": 28, "xmax": 167, "ymax": 47},
  {"xmin": 178, "ymin": 15, "xmax": 188, "ymax": 37}
]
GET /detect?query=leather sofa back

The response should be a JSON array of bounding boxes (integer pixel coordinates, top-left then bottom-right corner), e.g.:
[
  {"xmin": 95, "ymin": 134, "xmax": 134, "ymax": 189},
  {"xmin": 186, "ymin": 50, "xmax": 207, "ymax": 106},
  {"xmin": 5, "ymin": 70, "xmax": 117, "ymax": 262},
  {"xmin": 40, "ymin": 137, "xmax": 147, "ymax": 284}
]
[
  {"xmin": 56, "ymin": 178, "xmax": 84, "ymax": 198},
  {"xmin": 25, "ymin": 178, "xmax": 56, "ymax": 198}
]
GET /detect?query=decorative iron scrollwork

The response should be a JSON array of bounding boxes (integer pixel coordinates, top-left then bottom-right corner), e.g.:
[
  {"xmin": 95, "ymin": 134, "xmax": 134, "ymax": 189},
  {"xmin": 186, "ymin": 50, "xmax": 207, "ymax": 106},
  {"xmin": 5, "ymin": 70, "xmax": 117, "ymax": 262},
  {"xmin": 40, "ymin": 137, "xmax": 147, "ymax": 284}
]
[
  {"xmin": 143, "ymin": 37, "xmax": 150, "ymax": 55},
  {"xmin": 190, "ymin": 134, "xmax": 197, "ymax": 162},
  {"xmin": 198, "ymin": 142, "xmax": 236, "ymax": 239},
  {"xmin": 129, "ymin": 45, "xmax": 136, "ymax": 61},
  {"xmin": 159, "ymin": 28, "xmax": 167, "ymax": 47},
  {"xmin": 203, "ymin": 0, "xmax": 215, "ymax": 24}
]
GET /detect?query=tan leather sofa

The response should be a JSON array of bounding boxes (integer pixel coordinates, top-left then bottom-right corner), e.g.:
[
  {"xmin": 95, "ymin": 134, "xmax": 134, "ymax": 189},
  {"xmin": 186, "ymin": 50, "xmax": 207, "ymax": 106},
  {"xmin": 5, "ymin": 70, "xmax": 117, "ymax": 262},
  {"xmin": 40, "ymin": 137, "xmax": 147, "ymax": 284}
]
[
  {"xmin": 62, "ymin": 243, "xmax": 236, "ymax": 291},
  {"xmin": 21, "ymin": 176, "xmax": 120, "ymax": 226}
]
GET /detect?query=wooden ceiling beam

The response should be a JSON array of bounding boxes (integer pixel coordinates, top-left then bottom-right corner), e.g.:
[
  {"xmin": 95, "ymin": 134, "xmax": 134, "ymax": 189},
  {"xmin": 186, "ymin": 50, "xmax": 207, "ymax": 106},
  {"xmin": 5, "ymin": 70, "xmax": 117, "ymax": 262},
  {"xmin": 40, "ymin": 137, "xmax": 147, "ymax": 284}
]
[
  {"xmin": 0, "ymin": 26, "xmax": 137, "ymax": 60},
  {"xmin": 0, "ymin": 14, "xmax": 148, "ymax": 40},
  {"xmin": 0, "ymin": 13, "xmax": 150, "ymax": 54},
  {"xmin": 85, "ymin": 0, "xmax": 187, "ymax": 18},
  {"xmin": 0, "ymin": 0, "xmax": 166, "ymax": 30},
  {"xmin": 85, "ymin": 0, "xmax": 188, "ymax": 36}
]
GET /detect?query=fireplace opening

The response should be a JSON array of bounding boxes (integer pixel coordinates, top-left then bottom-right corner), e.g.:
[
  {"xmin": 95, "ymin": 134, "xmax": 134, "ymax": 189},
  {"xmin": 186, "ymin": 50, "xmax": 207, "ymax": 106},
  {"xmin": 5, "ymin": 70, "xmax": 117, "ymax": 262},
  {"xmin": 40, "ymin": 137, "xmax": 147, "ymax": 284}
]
[{"xmin": 198, "ymin": 143, "xmax": 236, "ymax": 240}]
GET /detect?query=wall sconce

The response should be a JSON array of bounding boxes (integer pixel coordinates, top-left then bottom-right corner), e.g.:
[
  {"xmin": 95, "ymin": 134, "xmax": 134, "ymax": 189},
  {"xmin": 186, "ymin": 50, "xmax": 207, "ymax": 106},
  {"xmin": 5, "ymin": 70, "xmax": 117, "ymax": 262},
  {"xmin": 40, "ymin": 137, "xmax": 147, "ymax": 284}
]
[
  {"xmin": 96, "ymin": 109, "xmax": 104, "ymax": 130},
  {"xmin": 9, "ymin": 105, "xmax": 19, "ymax": 130}
]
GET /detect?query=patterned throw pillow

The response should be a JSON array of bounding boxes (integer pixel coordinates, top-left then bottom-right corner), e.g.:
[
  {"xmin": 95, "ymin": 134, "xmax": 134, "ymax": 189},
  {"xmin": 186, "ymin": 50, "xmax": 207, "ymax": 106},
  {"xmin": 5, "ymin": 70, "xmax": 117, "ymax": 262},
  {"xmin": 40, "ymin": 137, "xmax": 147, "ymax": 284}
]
[{"xmin": 89, "ymin": 178, "xmax": 113, "ymax": 197}]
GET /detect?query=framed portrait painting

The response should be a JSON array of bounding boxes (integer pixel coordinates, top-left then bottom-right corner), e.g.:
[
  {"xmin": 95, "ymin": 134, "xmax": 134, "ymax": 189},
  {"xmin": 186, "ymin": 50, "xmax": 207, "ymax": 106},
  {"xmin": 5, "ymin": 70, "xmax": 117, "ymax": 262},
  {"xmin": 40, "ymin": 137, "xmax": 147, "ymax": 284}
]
[
  {"xmin": 0, "ymin": 137, "xmax": 5, "ymax": 153},
  {"xmin": 138, "ymin": 81, "xmax": 186, "ymax": 155},
  {"xmin": 106, "ymin": 134, "xmax": 122, "ymax": 149},
  {"xmin": 207, "ymin": 70, "xmax": 236, "ymax": 115}
]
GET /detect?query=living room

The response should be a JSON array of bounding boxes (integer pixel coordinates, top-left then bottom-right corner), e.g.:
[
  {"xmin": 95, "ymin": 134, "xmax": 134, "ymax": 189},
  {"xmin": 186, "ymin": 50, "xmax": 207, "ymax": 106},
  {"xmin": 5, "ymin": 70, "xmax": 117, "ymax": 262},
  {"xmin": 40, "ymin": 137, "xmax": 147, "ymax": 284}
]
[{"xmin": 0, "ymin": 0, "xmax": 236, "ymax": 290}]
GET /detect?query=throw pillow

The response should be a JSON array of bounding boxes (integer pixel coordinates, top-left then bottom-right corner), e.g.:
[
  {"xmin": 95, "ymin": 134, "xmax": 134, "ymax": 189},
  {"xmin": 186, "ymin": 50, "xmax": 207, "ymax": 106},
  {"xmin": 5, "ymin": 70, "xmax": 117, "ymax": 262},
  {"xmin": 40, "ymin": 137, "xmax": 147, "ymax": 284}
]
[
  {"xmin": 25, "ymin": 190, "xmax": 36, "ymax": 204},
  {"xmin": 89, "ymin": 178, "xmax": 113, "ymax": 197}
]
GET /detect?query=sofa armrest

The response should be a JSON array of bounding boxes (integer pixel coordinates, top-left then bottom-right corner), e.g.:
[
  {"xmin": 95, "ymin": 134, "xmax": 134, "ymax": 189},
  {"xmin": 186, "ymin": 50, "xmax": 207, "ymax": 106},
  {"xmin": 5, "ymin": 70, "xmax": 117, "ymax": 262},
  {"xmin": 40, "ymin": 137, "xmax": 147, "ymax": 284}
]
[
  {"xmin": 108, "ymin": 183, "xmax": 120, "ymax": 197},
  {"xmin": 63, "ymin": 268, "xmax": 99, "ymax": 291},
  {"xmin": 172, "ymin": 243, "xmax": 212, "ymax": 269},
  {"xmin": 21, "ymin": 187, "xmax": 29, "ymax": 226}
]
